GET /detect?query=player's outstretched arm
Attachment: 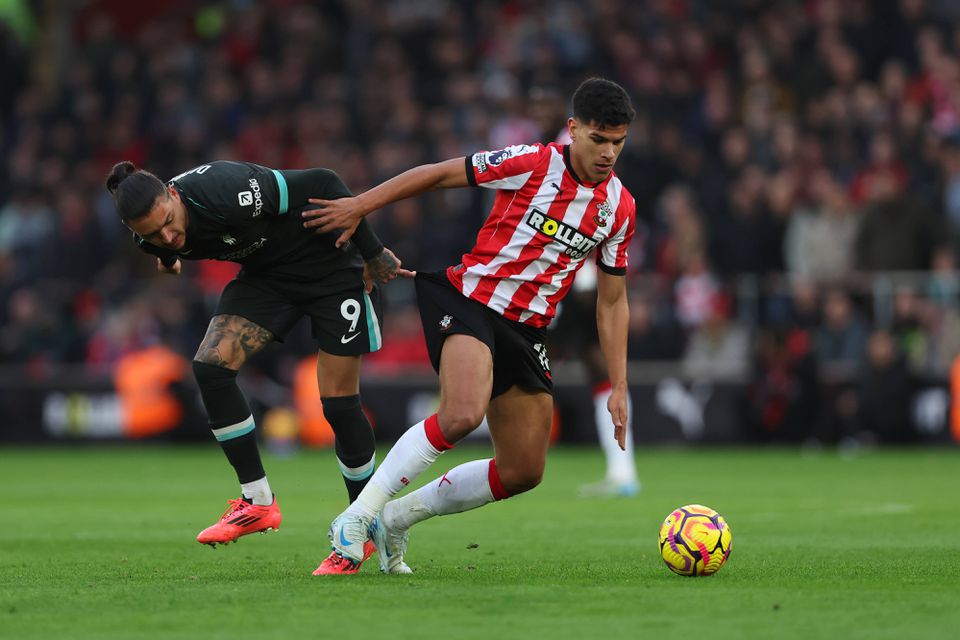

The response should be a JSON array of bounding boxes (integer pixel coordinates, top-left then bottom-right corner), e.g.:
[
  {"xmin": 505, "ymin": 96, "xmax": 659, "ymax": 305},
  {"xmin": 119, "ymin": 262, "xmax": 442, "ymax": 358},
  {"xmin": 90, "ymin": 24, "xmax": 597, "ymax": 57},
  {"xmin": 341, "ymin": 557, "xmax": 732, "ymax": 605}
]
[
  {"xmin": 596, "ymin": 269, "xmax": 630, "ymax": 450},
  {"xmin": 302, "ymin": 157, "xmax": 469, "ymax": 245}
]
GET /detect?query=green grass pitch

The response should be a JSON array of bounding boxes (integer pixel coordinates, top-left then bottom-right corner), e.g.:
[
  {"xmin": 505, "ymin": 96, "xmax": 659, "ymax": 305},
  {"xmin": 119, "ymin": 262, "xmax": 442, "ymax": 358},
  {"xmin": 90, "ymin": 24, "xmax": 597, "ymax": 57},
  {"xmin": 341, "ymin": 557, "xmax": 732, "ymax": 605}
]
[{"xmin": 1, "ymin": 445, "xmax": 958, "ymax": 639}]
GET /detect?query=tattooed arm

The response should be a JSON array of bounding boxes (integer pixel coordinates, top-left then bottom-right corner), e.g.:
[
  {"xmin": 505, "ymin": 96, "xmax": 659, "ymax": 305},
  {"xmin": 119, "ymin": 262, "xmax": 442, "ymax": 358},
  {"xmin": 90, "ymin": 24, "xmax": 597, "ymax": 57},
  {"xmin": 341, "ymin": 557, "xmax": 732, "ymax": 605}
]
[
  {"xmin": 194, "ymin": 315, "xmax": 275, "ymax": 369},
  {"xmin": 362, "ymin": 247, "xmax": 416, "ymax": 291}
]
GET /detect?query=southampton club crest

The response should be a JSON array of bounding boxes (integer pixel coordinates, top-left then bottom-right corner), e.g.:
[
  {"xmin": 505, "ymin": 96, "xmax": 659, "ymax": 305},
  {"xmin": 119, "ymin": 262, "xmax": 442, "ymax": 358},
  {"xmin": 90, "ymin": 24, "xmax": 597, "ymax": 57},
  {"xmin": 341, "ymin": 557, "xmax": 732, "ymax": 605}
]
[
  {"xmin": 439, "ymin": 315, "xmax": 453, "ymax": 331},
  {"xmin": 594, "ymin": 200, "xmax": 614, "ymax": 227}
]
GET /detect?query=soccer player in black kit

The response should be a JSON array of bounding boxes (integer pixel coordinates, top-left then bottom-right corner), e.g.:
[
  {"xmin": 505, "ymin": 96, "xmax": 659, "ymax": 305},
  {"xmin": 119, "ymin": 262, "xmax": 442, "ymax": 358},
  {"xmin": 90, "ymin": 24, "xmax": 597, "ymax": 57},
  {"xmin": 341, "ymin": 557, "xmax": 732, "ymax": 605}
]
[{"xmin": 106, "ymin": 160, "xmax": 410, "ymax": 565}]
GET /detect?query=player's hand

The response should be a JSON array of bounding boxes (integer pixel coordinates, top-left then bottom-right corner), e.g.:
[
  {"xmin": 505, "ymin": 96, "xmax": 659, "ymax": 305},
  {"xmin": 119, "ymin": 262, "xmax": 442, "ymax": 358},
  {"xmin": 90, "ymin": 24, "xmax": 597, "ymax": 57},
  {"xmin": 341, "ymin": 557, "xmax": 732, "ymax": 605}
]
[
  {"xmin": 303, "ymin": 196, "xmax": 366, "ymax": 247},
  {"xmin": 157, "ymin": 257, "xmax": 181, "ymax": 275},
  {"xmin": 363, "ymin": 248, "xmax": 416, "ymax": 292},
  {"xmin": 607, "ymin": 382, "xmax": 629, "ymax": 451}
]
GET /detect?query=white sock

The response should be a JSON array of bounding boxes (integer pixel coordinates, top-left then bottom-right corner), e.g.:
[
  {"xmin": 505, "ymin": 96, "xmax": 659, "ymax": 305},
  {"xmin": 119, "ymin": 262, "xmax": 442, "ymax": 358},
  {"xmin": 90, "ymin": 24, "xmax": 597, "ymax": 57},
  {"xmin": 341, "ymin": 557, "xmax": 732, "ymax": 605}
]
[
  {"xmin": 349, "ymin": 415, "xmax": 451, "ymax": 519},
  {"xmin": 241, "ymin": 477, "xmax": 273, "ymax": 505},
  {"xmin": 383, "ymin": 459, "xmax": 497, "ymax": 531},
  {"xmin": 594, "ymin": 384, "xmax": 637, "ymax": 484}
]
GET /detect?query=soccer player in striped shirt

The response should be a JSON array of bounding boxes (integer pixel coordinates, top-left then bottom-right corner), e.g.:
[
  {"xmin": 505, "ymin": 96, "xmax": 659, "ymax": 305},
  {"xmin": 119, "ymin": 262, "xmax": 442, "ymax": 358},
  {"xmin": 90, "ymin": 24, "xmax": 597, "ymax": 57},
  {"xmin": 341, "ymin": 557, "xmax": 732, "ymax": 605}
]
[{"xmin": 304, "ymin": 78, "xmax": 636, "ymax": 574}]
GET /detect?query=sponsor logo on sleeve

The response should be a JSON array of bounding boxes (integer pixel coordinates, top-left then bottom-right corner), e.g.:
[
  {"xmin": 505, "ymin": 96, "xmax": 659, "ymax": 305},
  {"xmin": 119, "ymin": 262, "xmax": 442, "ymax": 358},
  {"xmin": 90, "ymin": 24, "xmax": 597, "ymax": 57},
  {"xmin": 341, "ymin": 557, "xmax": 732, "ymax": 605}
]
[
  {"xmin": 238, "ymin": 179, "xmax": 263, "ymax": 216},
  {"xmin": 488, "ymin": 149, "xmax": 510, "ymax": 166},
  {"xmin": 473, "ymin": 152, "xmax": 488, "ymax": 173},
  {"xmin": 248, "ymin": 178, "xmax": 263, "ymax": 215}
]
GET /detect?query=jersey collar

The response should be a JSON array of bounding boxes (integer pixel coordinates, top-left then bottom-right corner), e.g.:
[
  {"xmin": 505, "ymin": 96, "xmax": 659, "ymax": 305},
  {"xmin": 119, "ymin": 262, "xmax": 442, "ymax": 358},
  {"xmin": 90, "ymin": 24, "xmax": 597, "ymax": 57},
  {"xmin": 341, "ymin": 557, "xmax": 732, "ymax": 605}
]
[{"xmin": 562, "ymin": 144, "xmax": 604, "ymax": 189}]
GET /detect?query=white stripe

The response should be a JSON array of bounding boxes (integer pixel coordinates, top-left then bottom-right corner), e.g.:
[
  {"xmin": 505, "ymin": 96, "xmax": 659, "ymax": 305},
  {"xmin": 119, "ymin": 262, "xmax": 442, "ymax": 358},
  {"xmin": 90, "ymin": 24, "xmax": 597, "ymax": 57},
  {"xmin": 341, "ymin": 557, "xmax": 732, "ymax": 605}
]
[
  {"xmin": 211, "ymin": 415, "xmax": 255, "ymax": 439},
  {"xmin": 479, "ymin": 170, "xmax": 534, "ymax": 191},
  {"xmin": 363, "ymin": 289, "xmax": 382, "ymax": 351},
  {"xmin": 338, "ymin": 454, "xmax": 376, "ymax": 481}
]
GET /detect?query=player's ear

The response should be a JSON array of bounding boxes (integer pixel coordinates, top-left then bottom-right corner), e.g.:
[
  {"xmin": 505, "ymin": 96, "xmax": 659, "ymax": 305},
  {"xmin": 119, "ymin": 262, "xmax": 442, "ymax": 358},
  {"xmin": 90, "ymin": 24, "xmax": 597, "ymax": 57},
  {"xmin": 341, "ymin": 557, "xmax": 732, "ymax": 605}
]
[
  {"xmin": 167, "ymin": 185, "xmax": 179, "ymax": 200},
  {"xmin": 567, "ymin": 117, "xmax": 578, "ymax": 142}
]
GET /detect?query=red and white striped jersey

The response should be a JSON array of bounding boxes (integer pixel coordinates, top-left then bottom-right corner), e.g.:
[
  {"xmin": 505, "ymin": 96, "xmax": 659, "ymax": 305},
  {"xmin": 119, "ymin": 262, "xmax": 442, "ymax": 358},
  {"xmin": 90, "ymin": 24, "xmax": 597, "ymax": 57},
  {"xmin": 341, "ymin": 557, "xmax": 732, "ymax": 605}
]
[{"xmin": 446, "ymin": 142, "xmax": 635, "ymax": 327}]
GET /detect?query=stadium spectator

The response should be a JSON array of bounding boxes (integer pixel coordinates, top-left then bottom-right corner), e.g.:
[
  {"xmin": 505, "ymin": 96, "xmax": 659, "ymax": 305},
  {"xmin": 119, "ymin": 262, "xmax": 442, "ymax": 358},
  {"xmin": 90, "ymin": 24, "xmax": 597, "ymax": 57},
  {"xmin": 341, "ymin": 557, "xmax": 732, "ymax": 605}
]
[
  {"xmin": 814, "ymin": 288, "xmax": 869, "ymax": 372},
  {"xmin": 4, "ymin": 0, "xmax": 960, "ymax": 446},
  {"xmin": 854, "ymin": 329, "xmax": 917, "ymax": 444}
]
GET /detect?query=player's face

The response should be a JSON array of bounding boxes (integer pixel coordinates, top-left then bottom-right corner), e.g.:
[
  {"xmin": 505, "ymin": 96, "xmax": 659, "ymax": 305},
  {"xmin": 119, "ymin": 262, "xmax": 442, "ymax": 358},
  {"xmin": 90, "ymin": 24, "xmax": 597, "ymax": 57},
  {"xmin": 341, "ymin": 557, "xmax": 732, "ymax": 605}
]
[
  {"xmin": 126, "ymin": 186, "xmax": 188, "ymax": 251},
  {"xmin": 568, "ymin": 118, "xmax": 629, "ymax": 183}
]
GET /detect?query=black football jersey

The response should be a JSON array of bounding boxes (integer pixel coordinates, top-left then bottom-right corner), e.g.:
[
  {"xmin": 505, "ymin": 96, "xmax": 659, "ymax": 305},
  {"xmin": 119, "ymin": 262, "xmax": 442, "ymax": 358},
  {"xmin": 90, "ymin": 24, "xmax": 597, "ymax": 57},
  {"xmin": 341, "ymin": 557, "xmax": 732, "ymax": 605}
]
[{"xmin": 135, "ymin": 161, "xmax": 361, "ymax": 280}]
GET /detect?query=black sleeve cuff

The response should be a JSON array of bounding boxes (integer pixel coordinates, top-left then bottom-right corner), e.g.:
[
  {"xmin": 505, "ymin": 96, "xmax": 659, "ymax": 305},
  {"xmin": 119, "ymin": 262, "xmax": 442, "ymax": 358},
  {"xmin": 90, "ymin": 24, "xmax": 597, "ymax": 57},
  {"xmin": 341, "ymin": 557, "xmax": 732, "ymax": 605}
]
[
  {"xmin": 351, "ymin": 218, "xmax": 385, "ymax": 260},
  {"xmin": 597, "ymin": 262, "xmax": 626, "ymax": 276},
  {"xmin": 465, "ymin": 156, "xmax": 478, "ymax": 187}
]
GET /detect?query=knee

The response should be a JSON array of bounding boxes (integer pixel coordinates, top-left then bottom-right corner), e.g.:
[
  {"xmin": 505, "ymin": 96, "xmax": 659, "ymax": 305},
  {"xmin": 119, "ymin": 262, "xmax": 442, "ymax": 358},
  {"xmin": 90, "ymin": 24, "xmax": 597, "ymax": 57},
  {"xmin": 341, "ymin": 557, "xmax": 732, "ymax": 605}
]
[
  {"xmin": 437, "ymin": 406, "xmax": 486, "ymax": 441},
  {"xmin": 192, "ymin": 360, "xmax": 237, "ymax": 389},
  {"xmin": 497, "ymin": 464, "xmax": 544, "ymax": 496}
]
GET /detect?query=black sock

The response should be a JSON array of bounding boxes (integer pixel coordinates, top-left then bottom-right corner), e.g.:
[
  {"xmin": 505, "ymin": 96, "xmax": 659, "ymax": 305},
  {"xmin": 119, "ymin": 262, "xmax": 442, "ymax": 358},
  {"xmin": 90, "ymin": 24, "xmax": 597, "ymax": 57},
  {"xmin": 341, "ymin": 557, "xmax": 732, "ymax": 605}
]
[
  {"xmin": 321, "ymin": 395, "xmax": 376, "ymax": 503},
  {"xmin": 192, "ymin": 361, "xmax": 265, "ymax": 484}
]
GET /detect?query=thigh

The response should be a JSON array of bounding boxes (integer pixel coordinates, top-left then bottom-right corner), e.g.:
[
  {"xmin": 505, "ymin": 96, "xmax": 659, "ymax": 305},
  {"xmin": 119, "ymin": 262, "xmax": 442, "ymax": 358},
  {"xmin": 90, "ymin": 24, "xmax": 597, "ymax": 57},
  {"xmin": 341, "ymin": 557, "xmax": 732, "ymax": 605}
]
[
  {"xmin": 306, "ymin": 279, "xmax": 384, "ymax": 356},
  {"xmin": 436, "ymin": 334, "xmax": 494, "ymax": 439},
  {"xmin": 316, "ymin": 350, "xmax": 362, "ymax": 397},
  {"xmin": 215, "ymin": 276, "xmax": 303, "ymax": 342},
  {"xmin": 194, "ymin": 314, "xmax": 275, "ymax": 369},
  {"xmin": 486, "ymin": 386, "xmax": 554, "ymax": 479}
]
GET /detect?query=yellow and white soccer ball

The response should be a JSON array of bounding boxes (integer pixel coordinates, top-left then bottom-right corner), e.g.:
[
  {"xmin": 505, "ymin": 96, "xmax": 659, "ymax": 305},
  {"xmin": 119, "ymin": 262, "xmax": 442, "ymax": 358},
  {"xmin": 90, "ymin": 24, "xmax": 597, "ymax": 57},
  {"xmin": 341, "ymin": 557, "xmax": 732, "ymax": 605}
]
[{"xmin": 658, "ymin": 504, "xmax": 732, "ymax": 576}]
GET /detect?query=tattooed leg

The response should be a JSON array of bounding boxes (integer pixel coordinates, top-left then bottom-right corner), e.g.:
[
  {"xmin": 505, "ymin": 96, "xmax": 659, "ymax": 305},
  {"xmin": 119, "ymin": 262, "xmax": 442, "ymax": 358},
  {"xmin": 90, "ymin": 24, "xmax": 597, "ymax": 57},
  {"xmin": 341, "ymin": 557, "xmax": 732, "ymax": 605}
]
[
  {"xmin": 192, "ymin": 315, "xmax": 275, "ymax": 501},
  {"xmin": 194, "ymin": 314, "xmax": 274, "ymax": 369}
]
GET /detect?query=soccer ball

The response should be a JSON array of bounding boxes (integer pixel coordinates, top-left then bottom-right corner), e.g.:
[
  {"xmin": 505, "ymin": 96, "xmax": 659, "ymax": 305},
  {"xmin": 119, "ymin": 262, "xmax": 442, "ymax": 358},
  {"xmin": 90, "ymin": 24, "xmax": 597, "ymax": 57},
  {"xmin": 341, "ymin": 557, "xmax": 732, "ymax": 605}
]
[{"xmin": 658, "ymin": 504, "xmax": 732, "ymax": 576}]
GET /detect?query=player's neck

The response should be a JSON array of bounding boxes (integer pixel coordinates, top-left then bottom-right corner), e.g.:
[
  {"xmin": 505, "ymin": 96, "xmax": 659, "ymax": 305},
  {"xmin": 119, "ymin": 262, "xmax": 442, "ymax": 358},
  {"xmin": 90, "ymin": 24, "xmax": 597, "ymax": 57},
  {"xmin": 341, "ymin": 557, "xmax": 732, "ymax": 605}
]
[{"xmin": 563, "ymin": 145, "xmax": 600, "ymax": 188}]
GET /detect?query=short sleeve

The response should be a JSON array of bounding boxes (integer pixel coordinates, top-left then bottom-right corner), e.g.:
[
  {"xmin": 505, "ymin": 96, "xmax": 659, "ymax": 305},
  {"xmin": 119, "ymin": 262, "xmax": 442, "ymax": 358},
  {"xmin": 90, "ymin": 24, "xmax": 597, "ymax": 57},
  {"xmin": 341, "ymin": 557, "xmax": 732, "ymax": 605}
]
[
  {"xmin": 466, "ymin": 144, "xmax": 544, "ymax": 190},
  {"xmin": 171, "ymin": 161, "xmax": 283, "ymax": 224},
  {"xmin": 596, "ymin": 197, "xmax": 635, "ymax": 275}
]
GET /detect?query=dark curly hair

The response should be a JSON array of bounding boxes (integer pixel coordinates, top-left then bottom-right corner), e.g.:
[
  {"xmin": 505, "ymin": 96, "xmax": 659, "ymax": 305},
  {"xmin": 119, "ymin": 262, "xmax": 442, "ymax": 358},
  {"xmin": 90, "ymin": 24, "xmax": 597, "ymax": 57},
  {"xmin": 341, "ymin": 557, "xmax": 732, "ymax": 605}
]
[
  {"xmin": 105, "ymin": 161, "xmax": 167, "ymax": 222},
  {"xmin": 572, "ymin": 78, "xmax": 636, "ymax": 128}
]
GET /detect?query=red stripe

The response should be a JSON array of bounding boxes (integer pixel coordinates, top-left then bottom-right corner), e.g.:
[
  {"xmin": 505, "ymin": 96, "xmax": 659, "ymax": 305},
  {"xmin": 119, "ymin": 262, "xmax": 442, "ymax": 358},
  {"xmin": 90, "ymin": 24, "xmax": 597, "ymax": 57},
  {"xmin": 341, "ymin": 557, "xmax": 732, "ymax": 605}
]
[
  {"xmin": 423, "ymin": 414, "xmax": 454, "ymax": 451},
  {"xmin": 488, "ymin": 459, "xmax": 509, "ymax": 500}
]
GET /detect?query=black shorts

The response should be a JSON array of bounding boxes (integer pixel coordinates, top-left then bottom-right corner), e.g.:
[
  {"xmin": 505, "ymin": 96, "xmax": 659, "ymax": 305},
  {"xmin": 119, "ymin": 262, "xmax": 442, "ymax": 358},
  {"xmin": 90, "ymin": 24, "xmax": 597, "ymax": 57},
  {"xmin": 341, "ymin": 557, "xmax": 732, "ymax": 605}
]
[
  {"xmin": 215, "ymin": 267, "xmax": 383, "ymax": 356},
  {"xmin": 415, "ymin": 271, "xmax": 552, "ymax": 398}
]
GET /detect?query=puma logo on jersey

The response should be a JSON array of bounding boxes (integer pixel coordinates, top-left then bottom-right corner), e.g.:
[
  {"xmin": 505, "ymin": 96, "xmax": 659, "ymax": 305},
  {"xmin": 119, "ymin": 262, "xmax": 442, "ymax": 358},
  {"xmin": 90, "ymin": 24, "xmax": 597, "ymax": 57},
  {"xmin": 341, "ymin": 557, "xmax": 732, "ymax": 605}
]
[{"xmin": 526, "ymin": 210, "xmax": 599, "ymax": 259}]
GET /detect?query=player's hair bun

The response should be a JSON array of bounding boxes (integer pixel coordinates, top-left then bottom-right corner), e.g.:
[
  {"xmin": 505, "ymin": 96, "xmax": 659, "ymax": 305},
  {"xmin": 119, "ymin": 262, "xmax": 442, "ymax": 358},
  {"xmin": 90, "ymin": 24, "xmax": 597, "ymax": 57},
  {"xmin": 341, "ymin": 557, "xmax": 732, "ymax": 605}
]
[{"xmin": 106, "ymin": 161, "xmax": 138, "ymax": 196}]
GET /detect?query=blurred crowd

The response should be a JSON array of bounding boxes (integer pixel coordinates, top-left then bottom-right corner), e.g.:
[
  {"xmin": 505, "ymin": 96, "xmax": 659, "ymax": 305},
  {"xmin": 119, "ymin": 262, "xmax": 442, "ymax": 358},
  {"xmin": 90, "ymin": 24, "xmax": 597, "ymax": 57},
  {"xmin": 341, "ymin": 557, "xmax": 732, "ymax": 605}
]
[{"xmin": 4, "ymin": 0, "xmax": 960, "ymax": 442}]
